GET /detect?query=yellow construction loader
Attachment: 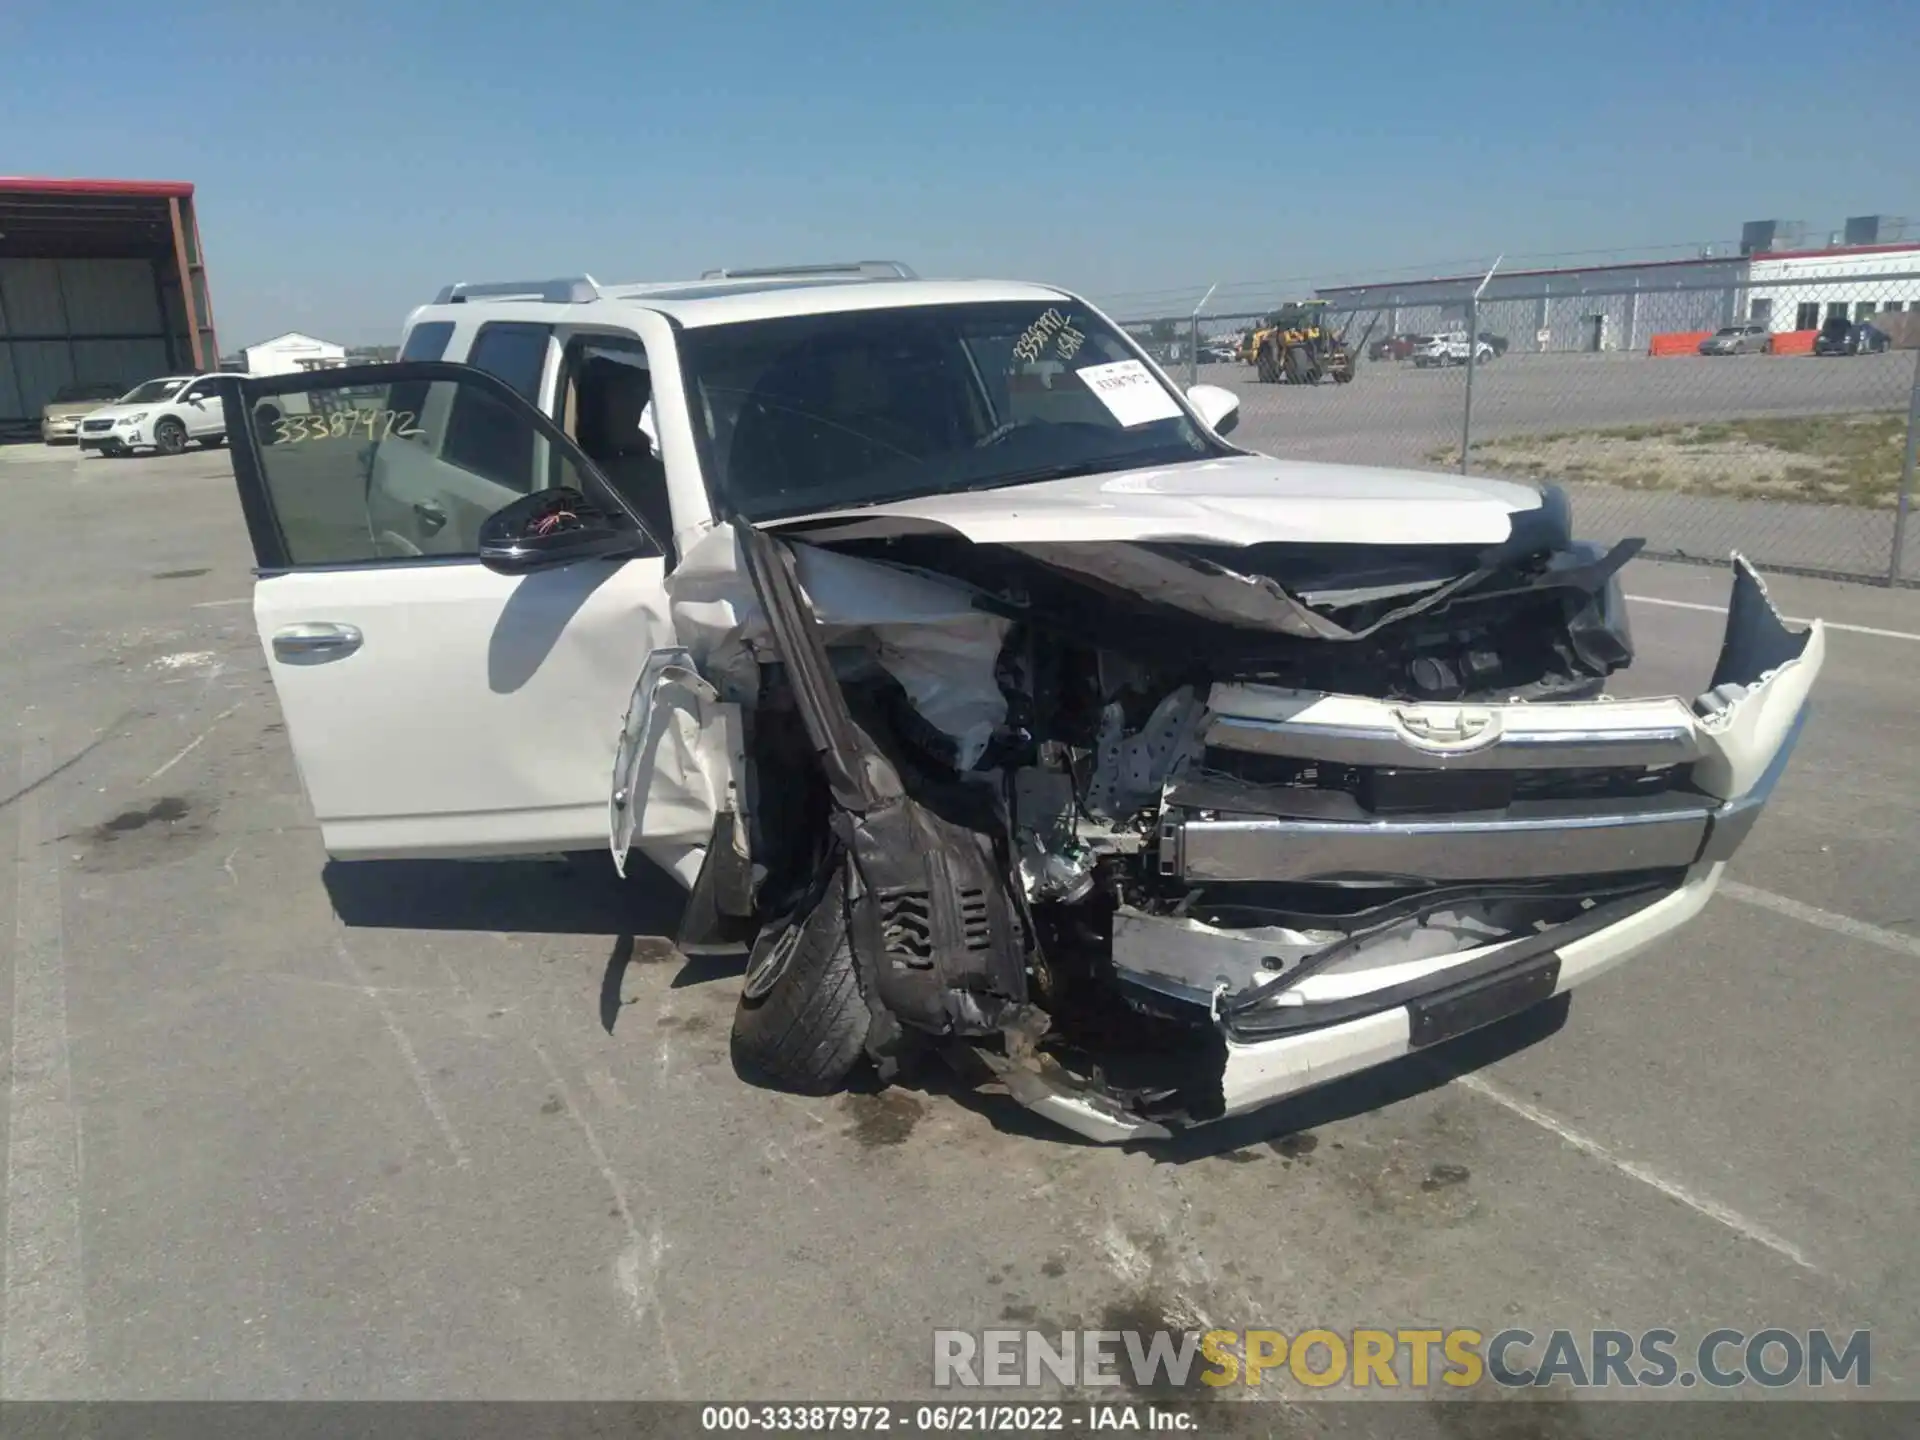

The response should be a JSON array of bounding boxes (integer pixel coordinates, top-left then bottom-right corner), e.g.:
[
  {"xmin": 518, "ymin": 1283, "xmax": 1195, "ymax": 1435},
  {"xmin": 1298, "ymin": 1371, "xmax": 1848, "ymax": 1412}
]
[{"xmin": 1251, "ymin": 301, "xmax": 1356, "ymax": 384}]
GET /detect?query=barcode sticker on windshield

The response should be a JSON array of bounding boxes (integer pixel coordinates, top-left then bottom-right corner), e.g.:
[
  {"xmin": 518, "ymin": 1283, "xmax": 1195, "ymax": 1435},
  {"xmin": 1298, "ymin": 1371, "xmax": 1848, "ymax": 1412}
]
[{"xmin": 1076, "ymin": 360, "xmax": 1184, "ymax": 427}]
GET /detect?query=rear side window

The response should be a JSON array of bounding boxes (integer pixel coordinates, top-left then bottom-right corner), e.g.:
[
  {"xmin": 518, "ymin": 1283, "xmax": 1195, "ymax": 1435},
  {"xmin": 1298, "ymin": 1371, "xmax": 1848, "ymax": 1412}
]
[
  {"xmin": 465, "ymin": 323, "xmax": 551, "ymax": 399},
  {"xmin": 445, "ymin": 323, "xmax": 552, "ymax": 480},
  {"xmin": 399, "ymin": 321, "xmax": 455, "ymax": 362}
]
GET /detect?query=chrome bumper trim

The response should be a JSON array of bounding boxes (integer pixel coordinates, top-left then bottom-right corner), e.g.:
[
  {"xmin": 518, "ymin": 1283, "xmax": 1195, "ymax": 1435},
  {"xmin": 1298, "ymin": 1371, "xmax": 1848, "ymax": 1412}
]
[
  {"xmin": 1162, "ymin": 806, "xmax": 1711, "ymax": 883},
  {"xmin": 1203, "ymin": 707, "xmax": 1704, "ymax": 772}
]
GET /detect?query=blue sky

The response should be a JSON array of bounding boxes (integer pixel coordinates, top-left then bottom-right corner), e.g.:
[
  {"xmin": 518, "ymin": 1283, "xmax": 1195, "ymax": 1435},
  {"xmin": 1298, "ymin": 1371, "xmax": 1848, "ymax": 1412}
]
[{"xmin": 5, "ymin": 0, "xmax": 1915, "ymax": 347}]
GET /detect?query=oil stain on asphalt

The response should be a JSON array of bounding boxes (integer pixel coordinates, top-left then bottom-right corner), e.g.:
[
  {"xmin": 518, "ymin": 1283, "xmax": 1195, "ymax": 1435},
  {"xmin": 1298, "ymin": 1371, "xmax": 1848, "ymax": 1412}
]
[
  {"xmin": 842, "ymin": 1091, "xmax": 925, "ymax": 1149},
  {"xmin": 77, "ymin": 795, "xmax": 214, "ymax": 874}
]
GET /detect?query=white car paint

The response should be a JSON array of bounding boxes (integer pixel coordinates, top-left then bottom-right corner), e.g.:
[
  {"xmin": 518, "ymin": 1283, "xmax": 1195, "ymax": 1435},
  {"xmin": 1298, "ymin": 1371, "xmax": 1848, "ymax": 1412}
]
[
  {"xmin": 775, "ymin": 454, "xmax": 1544, "ymax": 548},
  {"xmin": 256, "ymin": 555, "xmax": 671, "ymax": 859}
]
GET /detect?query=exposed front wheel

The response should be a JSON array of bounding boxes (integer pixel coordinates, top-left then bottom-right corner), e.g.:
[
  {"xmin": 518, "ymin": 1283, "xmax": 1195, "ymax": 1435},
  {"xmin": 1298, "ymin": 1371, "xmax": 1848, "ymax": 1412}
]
[
  {"xmin": 153, "ymin": 418, "xmax": 188, "ymax": 455},
  {"xmin": 730, "ymin": 864, "xmax": 868, "ymax": 1095}
]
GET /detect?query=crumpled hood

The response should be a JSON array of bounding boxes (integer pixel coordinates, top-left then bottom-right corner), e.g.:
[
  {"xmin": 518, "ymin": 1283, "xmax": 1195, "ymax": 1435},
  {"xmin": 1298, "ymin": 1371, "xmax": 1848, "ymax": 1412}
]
[{"xmin": 770, "ymin": 454, "xmax": 1545, "ymax": 548}]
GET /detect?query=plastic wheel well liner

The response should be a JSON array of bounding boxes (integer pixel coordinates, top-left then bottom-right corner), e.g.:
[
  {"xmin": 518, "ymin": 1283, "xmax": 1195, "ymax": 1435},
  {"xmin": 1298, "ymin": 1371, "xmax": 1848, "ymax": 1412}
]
[{"xmin": 734, "ymin": 527, "xmax": 1033, "ymax": 1053}]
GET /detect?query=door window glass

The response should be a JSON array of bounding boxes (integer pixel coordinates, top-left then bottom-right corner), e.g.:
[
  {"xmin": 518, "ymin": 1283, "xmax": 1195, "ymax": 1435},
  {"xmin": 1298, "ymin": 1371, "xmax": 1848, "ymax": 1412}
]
[
  {"xmin": 247, "ymin": 371, "xmax": 578, "ymax": 565},
  {"xmin": 562, "ymin": 338, "xmax": 673, "ymax": 548}
]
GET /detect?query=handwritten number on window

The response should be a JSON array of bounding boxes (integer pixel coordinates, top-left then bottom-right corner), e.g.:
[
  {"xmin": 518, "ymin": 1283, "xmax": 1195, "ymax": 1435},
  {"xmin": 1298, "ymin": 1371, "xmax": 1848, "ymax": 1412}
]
[{"xmin": 268, "ymin": 409, "xmax": 421, "ymax": 445}]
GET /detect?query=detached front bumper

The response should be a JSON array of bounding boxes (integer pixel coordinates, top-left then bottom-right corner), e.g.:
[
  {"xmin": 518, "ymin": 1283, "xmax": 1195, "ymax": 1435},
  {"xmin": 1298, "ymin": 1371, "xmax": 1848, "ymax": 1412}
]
[
  {"xmin": 1211, "ymin": 557, "xmax": 1819, "ymax": 1117},
  {"xmin": 1213, "ymin": 862, "xmax": 1723, "ymax": 1117},
  {"xmin": 1023, "ymin": 558, "xmax": 1822, "ymax": 1143}
]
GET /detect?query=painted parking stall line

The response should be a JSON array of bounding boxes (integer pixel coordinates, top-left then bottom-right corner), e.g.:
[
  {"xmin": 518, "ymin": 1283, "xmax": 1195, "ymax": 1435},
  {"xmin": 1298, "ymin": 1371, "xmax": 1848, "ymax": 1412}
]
[
  {"xmin": 4, "ymin": 733, "xmax": 91, "ymax": 1397},
  {"xmin": 1626, "ymin": 593, "xmax": 1920, "ymax": 644}
]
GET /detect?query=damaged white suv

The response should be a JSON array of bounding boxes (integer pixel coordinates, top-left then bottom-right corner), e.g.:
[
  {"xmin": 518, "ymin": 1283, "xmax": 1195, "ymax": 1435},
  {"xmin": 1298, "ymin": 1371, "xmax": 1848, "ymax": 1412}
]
[{"xmin": 219, "ymin": 262, "xmax": 1824, "ymax": 1142}]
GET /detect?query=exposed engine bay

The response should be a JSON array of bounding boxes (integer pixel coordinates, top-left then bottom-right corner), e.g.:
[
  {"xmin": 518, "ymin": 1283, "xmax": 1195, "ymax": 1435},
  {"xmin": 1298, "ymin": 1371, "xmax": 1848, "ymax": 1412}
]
[{"xmin": 647, "ymin": 499, "xmax": 1817, "ymax": 1142}]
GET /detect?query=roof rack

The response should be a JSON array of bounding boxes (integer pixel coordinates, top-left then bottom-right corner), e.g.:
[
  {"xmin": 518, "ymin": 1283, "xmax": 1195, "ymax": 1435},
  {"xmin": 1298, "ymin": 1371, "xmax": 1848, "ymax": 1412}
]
[
  {"xmin": 698, "ymin": 260, "xmax": 918, "ymax": 281},
  {"xmin": 432, "ymin": 275, "xmax": 602, "ymax": 304}
]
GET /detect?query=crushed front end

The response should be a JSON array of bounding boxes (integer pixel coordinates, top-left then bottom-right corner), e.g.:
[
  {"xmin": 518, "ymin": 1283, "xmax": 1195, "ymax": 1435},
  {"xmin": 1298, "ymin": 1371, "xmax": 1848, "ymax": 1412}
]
[{"xmin": 697, "ymin": 517, "xmax": 1823, "ymax": 1143}]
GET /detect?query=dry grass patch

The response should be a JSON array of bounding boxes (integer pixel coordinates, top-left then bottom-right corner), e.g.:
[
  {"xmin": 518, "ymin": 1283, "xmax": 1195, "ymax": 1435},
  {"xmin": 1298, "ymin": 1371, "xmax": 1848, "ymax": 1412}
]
[{"xmin": 1433, "ymin": 412, "xmax": 1911, "ymax": 507}]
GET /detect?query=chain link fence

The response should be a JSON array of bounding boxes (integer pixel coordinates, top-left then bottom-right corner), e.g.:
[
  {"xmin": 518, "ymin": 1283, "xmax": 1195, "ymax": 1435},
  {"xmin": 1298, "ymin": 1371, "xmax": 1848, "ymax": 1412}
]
[{"xmin": 1116, "ymin": 272, "xmax": 1920, "ymax": 584}]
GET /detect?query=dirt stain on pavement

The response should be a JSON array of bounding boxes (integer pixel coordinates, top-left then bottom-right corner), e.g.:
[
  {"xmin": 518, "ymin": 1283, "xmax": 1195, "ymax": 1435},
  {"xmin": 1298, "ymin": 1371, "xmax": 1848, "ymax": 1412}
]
[
  {"xmin": 1421, "ymin": 1162, "xmax": 1472, "ymax": 1192},
  {"xmin": 1098, "ymin": 1291, "xmax": 1208, "ymax": 1397},
  {"xmin": 78, "ymin": 796, "xmax": 213, "ymax": 873},
  {"xmin": 152, "ymin": 568, "xmax": 211, "ymax": 580},
  {"xmin": 1270, "ymin": 1132, "xmax": 1320, "ymax": 1162},
  {"xmin": 841, "ymin": 1091, "xmax": 925, "ymax": 1149}
]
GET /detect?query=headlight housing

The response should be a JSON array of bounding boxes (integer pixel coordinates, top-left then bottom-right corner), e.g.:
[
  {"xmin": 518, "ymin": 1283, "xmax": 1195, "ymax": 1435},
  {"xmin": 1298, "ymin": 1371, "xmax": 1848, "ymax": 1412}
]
[{"xmin": 118, "ymin": 412, "xmax": 147, "ymax": 425}]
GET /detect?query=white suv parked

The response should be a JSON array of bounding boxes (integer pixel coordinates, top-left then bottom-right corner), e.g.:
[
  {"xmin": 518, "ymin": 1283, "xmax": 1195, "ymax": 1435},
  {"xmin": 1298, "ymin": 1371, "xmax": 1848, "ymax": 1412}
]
[
  {"xmin": 77, "ymin": 374, "xmax": 231, "ymax": 455},
  {"xmin": 216, "ymin": 262, "xmax": 1823, "ymax": 1141},
  {"xmin": 1411, "ymin": 331, "xmax": 1496, "ymax": 368}
]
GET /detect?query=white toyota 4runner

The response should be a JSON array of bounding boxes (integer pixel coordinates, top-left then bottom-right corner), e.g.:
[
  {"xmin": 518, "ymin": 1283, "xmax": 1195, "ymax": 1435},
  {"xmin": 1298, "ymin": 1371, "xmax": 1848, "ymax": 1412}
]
[{"xmin": 218, "ymin": 262, "xmax": 1823, "ymax": 1142}]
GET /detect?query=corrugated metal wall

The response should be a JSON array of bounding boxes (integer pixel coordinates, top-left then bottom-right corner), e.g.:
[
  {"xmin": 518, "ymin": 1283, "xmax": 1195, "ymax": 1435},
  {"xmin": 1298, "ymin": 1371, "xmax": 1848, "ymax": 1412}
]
[{"xmin": 0, "ymin": 257, "xmax": 174, "ymax": 424}]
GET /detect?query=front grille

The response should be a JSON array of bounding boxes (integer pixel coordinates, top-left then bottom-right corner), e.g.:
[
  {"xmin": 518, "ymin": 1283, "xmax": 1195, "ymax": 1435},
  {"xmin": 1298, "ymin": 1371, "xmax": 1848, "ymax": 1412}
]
[
  {"xmin": 82, "ymin": 419, "xmax": 114, "ymax": 433},
  {"xmin": 1198, "ymin": 747, "xmax": 1686, "ymax": 814}
]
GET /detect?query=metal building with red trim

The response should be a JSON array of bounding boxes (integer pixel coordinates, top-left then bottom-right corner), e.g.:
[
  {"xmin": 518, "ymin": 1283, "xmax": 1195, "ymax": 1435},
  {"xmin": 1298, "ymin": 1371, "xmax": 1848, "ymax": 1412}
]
[{"xmin": 0, "ymin": 176, "xmax": 217, "ymax": 437}]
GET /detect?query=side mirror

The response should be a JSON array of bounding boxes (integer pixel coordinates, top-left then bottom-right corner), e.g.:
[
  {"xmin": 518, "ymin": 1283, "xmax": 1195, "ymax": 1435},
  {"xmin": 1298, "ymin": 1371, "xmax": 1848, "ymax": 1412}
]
[
  {"xmin": 479, "ymin": 488, "xmax": 648, "ymax": 574},
  {"xmin": 1186, "ymin": 383, "xmax": 1241, "ymax": 436}
]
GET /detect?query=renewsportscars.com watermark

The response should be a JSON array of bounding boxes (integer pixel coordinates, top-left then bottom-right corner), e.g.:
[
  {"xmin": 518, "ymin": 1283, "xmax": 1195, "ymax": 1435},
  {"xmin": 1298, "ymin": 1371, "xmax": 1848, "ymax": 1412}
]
[{"xmin": 933, "ymin": 1327, "xmax": 1872, "ymax": 1391}]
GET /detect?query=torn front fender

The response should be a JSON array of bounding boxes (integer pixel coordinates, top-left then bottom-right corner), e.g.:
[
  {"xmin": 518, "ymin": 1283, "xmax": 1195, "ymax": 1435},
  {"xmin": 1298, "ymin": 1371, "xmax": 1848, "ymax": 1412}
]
[
  {"xmin": 1690, "ymin": 555, "xmax": 1825, "ymax": 802},
  {"xmin": 668, "ymin": 522, "xmax": 1012, "ymax": 769},
  {"xmin": 610, "ymin": 646, "xmax": 744, "ymax": 887},
  {"xmin": 732, "ymin": 527, "xmax": 1034, "ymax": 1049}
]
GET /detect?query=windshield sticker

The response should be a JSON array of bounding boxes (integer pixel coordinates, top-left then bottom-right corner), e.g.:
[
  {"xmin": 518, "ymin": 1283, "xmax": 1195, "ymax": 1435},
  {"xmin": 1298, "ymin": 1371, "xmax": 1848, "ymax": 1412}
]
[
  {"xmin": 1011, "ymin": 308, "xmax": 1087, "ymax": 364},
  {"xmin": 1075, "ymin": 360, "xmax": 1184, "ymax": 427}
]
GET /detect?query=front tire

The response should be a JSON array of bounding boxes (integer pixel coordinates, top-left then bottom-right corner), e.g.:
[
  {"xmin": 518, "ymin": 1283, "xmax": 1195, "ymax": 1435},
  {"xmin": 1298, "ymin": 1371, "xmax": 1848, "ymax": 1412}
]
[
  {"xmin": 153, "ymin": 418, "xmax": 188, "ymax": 456},
  {"xmin": 730, "ymin": 864, "xmax": 868, "ymax": 1095}
]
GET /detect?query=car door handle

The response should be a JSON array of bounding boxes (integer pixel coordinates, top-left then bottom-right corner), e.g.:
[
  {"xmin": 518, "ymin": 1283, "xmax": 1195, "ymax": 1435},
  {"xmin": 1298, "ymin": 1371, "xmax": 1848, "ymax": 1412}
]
[
  {"xmin": 272, "ymin": 622, "xmax": 363, "ymax": 663},
  {"xmin": 413, "ymin": 502, "xmax": 447, "ymax": 534}
]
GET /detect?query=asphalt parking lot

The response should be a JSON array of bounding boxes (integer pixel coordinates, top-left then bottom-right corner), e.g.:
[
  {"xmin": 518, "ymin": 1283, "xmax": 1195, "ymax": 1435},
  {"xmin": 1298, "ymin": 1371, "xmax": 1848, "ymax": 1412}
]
[{"xmin": 1, "ymin": 441, "xmax": 1915, "ymax": 1417}]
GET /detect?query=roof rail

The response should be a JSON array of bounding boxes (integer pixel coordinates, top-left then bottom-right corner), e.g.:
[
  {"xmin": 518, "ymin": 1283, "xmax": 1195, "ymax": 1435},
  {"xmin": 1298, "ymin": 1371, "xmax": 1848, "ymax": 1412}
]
[
  {"xmin": 432, "ymin": 275, "xmax": 602, "ymax": 304},
  {"xmin": 698, "ymin": 260, "xmax": 918, "ymax": 281}
]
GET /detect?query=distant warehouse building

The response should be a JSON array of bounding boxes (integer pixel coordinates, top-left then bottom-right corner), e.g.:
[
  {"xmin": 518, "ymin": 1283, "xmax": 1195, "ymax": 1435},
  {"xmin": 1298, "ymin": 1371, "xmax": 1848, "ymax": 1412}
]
[
  {"xmin": 241, "ymin": 331, "xmax": 348, "ymax": 376},
  {"xmin": 1318, "ymin": 215, "xmax": 1920, "ymax": 353},
  {"xmin": 0, "ymin": 177, "xmax": 217, "ymax": 437}
]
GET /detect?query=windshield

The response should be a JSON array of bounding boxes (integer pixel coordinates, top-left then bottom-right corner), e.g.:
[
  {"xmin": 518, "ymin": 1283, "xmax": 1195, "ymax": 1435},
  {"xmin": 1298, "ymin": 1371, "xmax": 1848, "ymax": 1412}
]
[
  {"xmin": 119, "ymin": 379, "xmax": 182, "ymax": 404},
  {"xmin": 676, "ymin": 301, "xmax": 1226, "ymax": 521}
]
